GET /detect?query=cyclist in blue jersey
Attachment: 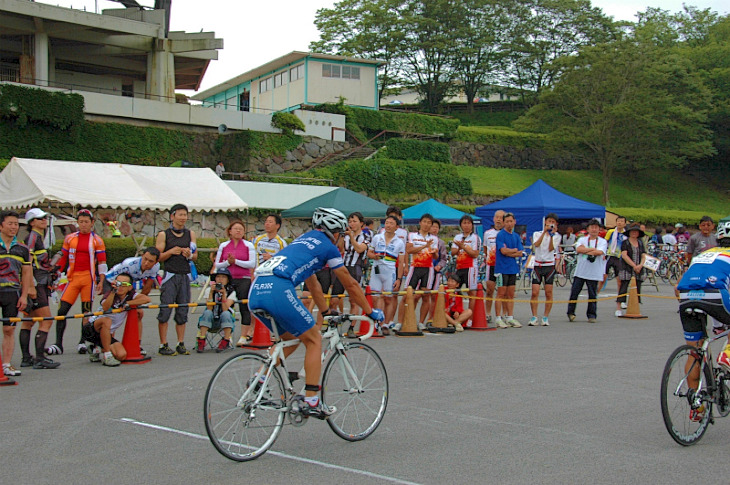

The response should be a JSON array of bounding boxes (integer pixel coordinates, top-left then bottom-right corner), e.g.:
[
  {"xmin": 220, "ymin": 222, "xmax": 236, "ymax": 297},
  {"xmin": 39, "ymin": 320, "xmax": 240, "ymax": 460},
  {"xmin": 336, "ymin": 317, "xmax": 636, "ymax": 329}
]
[
  {"xmin": 248, "ymin": 208, "xmax": 384, "ymax": 418},
  {"xmin": 676, "ymin": 221, "xmax": 730, "ymax": 421}
]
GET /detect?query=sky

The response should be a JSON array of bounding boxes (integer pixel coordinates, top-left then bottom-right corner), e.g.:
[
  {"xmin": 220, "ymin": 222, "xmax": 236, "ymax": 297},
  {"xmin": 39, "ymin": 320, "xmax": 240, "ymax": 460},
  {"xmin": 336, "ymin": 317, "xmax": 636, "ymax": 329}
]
[{"xmin": 37, "ymin": 0, "xmax": 729, "ymax": 94}]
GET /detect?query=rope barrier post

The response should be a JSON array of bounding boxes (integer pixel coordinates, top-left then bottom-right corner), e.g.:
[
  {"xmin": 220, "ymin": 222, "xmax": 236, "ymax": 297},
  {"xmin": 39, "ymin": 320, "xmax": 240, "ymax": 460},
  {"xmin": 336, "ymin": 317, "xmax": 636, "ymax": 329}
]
[
  {"xmin": 428, "ymin": 284, "xmax": 453, "ymax": 333},
  {"xmin": 121, "ymin": 306, "xmax": 151, "ymax": 364},
  {"xmin": 395, "ymin": 287, "xmax": 423, "ymax": 337},
  {"xmin": 467, "ymin": 285, "xmax": 494, "ymax": 331},
  {"xmin": 618, "ymin": 276, "xmax": 648, "ymax": 320}
]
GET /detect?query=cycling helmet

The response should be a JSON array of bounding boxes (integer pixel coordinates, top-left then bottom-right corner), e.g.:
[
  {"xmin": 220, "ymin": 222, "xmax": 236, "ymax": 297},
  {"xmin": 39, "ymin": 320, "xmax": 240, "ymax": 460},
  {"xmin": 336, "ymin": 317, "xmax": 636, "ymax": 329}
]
[
  {"xmin": 312, "ymin": 207, "xmax": 348, "ymax": 239},
  {"xmin": 717, "ymin": 221, "xmax": 730, "ymax": 242}
]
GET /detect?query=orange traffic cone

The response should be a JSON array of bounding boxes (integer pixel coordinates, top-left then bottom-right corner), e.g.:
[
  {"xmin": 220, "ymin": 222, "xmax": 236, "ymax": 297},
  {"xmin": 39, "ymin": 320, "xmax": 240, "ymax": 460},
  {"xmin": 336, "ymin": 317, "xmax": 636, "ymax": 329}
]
[
  {"xmin": 428, "ymin": 285, "xmax": 454, "ymax": 333},
  {"xmin": 358, "ymin": 286, "xmax": 383, "ymax": 338},
  {"xmin": 618, "ymin": 276, "xmax": 648, "ymax": 320},
  {"xmin": 121, "ymin": 307, "xmax": 151, "ymax": 364},
  {"xmin": 468, "ymin": 285, "xmax": 495, "ymax": 331},
  {"xmin": 244, "ymin": 317, "xmax": 272, "ymax": 349},
  {"xmin": 0, "ymin": 347, "xmax": 17, "ymax": 386},
  {"xmin": 396, "ymin": 287, "xmax": 424, "ymax": 337}
]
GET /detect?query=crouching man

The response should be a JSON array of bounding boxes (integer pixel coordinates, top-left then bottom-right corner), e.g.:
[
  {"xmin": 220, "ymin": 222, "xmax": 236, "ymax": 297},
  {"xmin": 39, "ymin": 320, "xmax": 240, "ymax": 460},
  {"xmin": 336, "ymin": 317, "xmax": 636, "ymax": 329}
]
[{"xmin": 83, "ymin": 273, "xmax": 150, "ymax": 366}]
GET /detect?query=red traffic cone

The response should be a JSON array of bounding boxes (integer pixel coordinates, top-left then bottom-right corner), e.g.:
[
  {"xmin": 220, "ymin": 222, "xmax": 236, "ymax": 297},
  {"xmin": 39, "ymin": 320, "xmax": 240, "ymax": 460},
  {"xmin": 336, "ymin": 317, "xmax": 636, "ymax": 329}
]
[
  {"xmin": 358, "ymin": 286, "xmax": 383, "ymax": 338},
  {"xmin": 467, "ymin": 286, "xmax": 495, "ymax": 331},
  {"xmin": 244, "ymin": 317, "xmax": 271, "ymax": 349},
  {"xmin": 0, "ymin": 347, "xmax": 18, "ymax": 386},
  {"xmin": 121, "ymin": 307, "xmax": 151, "ymax": 364}
]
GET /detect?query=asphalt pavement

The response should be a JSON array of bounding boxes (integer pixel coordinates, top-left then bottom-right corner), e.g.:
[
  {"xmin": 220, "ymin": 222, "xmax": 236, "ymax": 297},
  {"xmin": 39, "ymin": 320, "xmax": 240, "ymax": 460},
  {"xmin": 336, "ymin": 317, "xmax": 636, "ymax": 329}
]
[{"xmin": 2, "ymin": 280, "xmax": 728, "ymax": 485}]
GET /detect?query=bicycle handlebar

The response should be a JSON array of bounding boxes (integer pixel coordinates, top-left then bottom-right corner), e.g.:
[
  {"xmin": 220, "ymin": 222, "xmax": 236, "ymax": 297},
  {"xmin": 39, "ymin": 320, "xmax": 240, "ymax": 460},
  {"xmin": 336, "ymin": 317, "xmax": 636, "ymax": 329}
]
[{"xmin": 323, "ymin": 314, "xmax": 375, "ymax": 341}]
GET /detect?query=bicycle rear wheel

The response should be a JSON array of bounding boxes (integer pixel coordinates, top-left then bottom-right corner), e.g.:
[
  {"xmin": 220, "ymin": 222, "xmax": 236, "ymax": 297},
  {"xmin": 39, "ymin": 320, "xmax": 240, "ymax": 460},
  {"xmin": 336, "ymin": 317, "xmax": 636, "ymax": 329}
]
[
  {"xmin": 204, "ymin": 352, "xmax": 286, "ymax": 461},
  {"xmin": 660, "ymin": 345, "xmax": 714, "ymax": 446},
  {"xmin": 322, "ymin": 342, "xmax": 388, "ymax": 441},
  {"xmin": 555, "ymin": 262, "xmax": 567, "ymax": 287}
]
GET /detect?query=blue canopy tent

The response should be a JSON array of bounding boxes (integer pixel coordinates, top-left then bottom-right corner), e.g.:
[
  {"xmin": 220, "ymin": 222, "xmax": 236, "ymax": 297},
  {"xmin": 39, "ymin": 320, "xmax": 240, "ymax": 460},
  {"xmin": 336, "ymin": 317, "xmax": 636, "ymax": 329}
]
[
  {"xmin": 474, "ymin": 180, "xmax": 605, "ymax": 244},
  {"xmin": 401, "ymin": 198, "xmax": 481, "ymax": 227}
]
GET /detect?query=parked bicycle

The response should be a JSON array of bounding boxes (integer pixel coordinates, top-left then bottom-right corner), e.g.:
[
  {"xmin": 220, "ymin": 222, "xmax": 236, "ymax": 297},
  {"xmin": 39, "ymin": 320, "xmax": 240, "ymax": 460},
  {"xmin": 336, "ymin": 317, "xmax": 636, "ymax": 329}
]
[
  {"xmin": 660, "ymin": 324, "xmax": 730, "ymax": 445},
  {"xmin": 555, "ymin": 247, "xmax": 577, "ymax": 287},
  {"xmin": 204, "ymin": 314, "xmax": 388, "ymax": 461}
]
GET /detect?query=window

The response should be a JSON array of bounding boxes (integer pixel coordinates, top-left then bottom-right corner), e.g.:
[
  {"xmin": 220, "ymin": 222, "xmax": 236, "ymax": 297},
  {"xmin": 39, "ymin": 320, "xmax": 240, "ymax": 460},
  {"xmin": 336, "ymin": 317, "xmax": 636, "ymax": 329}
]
[
  {"xmin": 259, "ymin": 77, "xmax": 272, "ymax": 93},
  {"xmin": 322, "ymin": 63, "xmax": 360, "ymax": 80},
  {"xmin": 274, "ymin": 70, "xmax": 288, "ymax": 88},
  {"xmin": 290, "ymin": 64, "xmax": 305, "ymax": 81}
]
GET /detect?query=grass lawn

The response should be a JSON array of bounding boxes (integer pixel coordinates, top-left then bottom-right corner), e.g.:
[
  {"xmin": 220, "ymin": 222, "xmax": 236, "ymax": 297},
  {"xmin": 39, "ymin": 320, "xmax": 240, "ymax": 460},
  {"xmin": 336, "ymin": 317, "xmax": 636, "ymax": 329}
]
[{"xmin": 457, "ymin": 166, "xmax": 730, "ymax": 219}]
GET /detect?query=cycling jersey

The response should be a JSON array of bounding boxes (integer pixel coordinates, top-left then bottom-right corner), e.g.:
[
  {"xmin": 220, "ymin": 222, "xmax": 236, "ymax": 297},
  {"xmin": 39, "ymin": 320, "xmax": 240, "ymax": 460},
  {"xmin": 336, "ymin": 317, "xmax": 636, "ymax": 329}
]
[
  {"xmin": 483, "ymin": 227, "xmax": 499, "ymax": 267},
  {"xmin": 408, "ymin": 231, "xmax": 437, "ymax": 268},
  {"xmin": 605, "ymin": 228, "xmax": 627, "ymax": 258},
  {"xmin": 104, "ymin": 256, "xmax": 160, "ymax": 282},
  {"xmin": 253, "ymin": 234, "xmax": 288, "ymax": 266},
  {"xmin": 56, "ymin": 231, "xmax": 106, "ymax": 281},
  {"xmin": 677, "ymin": 247, "xmax": 730, "ymax": 292},
  {"xmin": 453, "ymin": 233, "xmax": 481, "ymax": 270},
  {"xmin": 370, "ymin": 233, "xmax": 405, "ymax": 271},
  {"xmin": 253, "ymin": 230, "xmax": 343, "ymax": 286},
  {"xmin": 343, "ymin": 231, "xmax": 371, "ymax": 267},
  {"xmin": 0, "ymin": 236, "xmax": 31, "ymax": 292},
  {"xmin": 25, "ymin": 228, "xmax": 53, "ymax": 285}
]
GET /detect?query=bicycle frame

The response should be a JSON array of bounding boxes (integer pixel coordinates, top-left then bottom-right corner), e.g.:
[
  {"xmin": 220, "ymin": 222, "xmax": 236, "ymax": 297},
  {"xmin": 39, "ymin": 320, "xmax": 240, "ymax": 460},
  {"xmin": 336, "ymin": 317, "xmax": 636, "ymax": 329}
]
[
  {"xmin": 679, "ymin": 326, "xmax": 730, "ymax": 409},
  {"xmin": 240, "ymin": 315, "xmax": 374, "ymax": 410}
]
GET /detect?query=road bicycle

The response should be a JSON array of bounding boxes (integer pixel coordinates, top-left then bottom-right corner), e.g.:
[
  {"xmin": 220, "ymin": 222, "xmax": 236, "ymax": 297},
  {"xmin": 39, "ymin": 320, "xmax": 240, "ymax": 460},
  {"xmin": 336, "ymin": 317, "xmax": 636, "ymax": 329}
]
[
  {"xmin": 204, "ymin": 314, "xmax": 388, "ymax": 461},
  {"xmin": 660, "ymin": 319, "xmax": 730, "ymax": 445},
  {"xmin": 555, "ymin": 248, "xmax": 577, "ymax": 287}
]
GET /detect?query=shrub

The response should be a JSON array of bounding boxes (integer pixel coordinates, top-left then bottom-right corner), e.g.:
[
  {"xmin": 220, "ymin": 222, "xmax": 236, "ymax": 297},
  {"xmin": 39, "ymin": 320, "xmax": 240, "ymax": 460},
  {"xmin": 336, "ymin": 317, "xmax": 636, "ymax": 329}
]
[
  {"xmin": 454, "ymin": 126, "xmax": 550, "ymax": 148},
  {"xmin": 271, "ymin": 111, "xmax": 305, "ymax": 135},
  {"xmin": 384, "ymin": 138, "xmax": 451, "ymax": 163},
  {"xmin": 311, "ymin": 158, "xmax": 471, "ymax": 198},
  {"xmin": 0, "ymin": 83, "xmax": 84, "ymax": 130}
]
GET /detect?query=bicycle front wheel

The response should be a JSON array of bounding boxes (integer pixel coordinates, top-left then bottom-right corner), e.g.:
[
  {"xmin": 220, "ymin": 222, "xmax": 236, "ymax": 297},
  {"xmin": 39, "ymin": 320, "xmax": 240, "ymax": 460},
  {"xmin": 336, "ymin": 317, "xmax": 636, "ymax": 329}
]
[
  {"xmin": 204, "ymin": 352, "xmax": 286, "ymax": 461},
  {"xmin": 322, "ymin": 342, "xmax": 388, "ymax": 441},
  {"xmin": 555, "ymin": 263, "xmax": 567, "ymax": 287},
  {"xmin": 660, "ymin": 345, "xmax": 714, "ymax": 446}
]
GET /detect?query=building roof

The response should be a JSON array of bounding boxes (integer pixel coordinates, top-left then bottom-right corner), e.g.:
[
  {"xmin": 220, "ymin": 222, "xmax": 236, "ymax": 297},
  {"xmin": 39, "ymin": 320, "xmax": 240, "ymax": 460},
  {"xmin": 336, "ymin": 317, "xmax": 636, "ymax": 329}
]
[
  {"xmin": 0, "ymin": 158, "xmax": 247, "ymax": 211},
  {"xmin": 281, "ymin": 187, "xmax": 388, "ymax": 218},
  {"xmin": 224, "ymin": 181, "xmax": 336, "ymax": 210},
  {"xmin": 192, "ymin": 51, "xmax": 386, "ymax": 100}
]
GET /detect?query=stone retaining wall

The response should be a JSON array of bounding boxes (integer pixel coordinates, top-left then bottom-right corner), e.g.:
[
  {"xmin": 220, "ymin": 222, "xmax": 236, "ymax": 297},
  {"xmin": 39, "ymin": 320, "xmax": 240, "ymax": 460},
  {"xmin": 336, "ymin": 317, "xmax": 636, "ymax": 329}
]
[{"xmin": 450, "ymin": 141, "xmax": 588, "ymax": 170}]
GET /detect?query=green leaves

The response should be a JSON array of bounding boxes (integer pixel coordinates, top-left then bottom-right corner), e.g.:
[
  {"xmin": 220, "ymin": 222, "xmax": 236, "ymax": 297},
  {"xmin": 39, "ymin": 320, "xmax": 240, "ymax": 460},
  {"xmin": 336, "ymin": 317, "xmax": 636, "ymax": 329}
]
[{"xmin": 0, "ymin": 84, "xmax": 84, "ymax": 130}]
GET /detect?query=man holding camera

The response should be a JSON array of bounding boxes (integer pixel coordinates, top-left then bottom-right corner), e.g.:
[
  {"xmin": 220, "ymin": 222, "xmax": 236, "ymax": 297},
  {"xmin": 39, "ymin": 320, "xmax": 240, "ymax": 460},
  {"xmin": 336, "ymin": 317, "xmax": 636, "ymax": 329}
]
[
  {"xmin": 196, "ymin": 268, "xmax": 236, "ymax": 353},
  {"xmin": 567, "ymin": 219, "xmax": 607, "ymax": 323},
  {"xmin": 529, "ymin": 214, "xmax": 562, "ymax": 326}
]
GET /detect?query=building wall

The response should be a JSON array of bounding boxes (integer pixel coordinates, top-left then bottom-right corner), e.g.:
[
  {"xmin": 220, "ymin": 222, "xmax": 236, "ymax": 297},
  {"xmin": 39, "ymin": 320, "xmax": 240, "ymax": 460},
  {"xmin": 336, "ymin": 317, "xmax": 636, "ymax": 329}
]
[
  {"xmin": 250, "ymin": 62, "xmax": 306, "ymax": 114},
  {"xmin": 54, "ymin": 70, "xmax": 123, "ymax": 96},
  {"xmin": 306, "ymin": 60, "xmax": 376, "ymax": 108}
]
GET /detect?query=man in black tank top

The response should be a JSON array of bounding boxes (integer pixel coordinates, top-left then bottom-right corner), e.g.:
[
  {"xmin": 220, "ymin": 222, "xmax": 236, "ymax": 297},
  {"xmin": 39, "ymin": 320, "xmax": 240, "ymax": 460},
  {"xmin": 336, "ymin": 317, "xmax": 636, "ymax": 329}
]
[{"xmin": 155, "ymin": 204, "xmax": 198, "ymax": 356}]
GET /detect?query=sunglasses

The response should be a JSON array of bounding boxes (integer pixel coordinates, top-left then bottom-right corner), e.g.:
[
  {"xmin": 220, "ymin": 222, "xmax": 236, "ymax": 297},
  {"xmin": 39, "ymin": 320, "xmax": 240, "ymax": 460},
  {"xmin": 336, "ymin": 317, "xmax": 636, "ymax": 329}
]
[{"xmin": 116, "ymin": 281, "xmax": 133, "ymax": 287}]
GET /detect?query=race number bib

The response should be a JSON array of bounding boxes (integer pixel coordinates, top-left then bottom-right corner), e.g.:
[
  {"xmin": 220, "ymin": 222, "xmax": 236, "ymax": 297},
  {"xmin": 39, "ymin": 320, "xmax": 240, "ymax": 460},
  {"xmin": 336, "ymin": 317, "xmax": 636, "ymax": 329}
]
[
  {"xmin": 254, "ymin": 255, "xmax": 286, "ymax": 276},
  {"xmin": 691, "ymin": 251, "xmax": 719, "ymax": 265}
]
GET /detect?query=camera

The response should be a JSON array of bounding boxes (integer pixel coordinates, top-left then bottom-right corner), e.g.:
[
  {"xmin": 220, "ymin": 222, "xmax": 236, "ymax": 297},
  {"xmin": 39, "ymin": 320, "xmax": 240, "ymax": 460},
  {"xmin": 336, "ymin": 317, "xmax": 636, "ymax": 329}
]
[
  {"xmin": 587, "ymin": 255, "xmax": 596, "ymax": 263},
  {"xmin": 215, "ymin": 283, "xmax": 224, "ymax": 290}
]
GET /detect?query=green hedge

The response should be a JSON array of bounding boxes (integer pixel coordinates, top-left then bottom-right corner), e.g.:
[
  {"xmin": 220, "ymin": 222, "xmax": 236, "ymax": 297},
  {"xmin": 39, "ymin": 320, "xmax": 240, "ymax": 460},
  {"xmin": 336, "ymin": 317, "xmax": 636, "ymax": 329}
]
[
  {"xmin": 454, "ymin": 125, "xmax": 550, "ymax": 148},
  {"xmin": 311, "ymin": 158, "xmax": 472, "ymax": 198},
  {"xmin": 271, "ymin": 111, "xmax": 306, "ymax": 135},
  {"xmin": 608, "ymin": 208, "xmax": 726, "ymax": 227},
  {"xmin": 52, "ymin": 237, "xmax": 221, "ymax": 275},
  {"xmin": 384, "ymin": 138, "xmax": 451, "ymax": 163},
  {"xmin": 305, "ymin": 102, "xmax": 460, "ymax": 140},
  {"xmin": 0, "ymin": 84, "xmax": 84, "ymax": 130}
]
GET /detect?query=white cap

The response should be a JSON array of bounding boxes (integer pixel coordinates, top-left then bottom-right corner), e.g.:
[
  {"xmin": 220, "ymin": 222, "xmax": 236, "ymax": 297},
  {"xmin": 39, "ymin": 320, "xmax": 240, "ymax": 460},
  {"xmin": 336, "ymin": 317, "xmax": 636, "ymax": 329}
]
[
  {"xmin": 24, "ymin": 208, "xmax": 48, "ymax": 222},
  {"xmin": 675, "ymin": 223, "xmax": 683, "ymax": 228}
]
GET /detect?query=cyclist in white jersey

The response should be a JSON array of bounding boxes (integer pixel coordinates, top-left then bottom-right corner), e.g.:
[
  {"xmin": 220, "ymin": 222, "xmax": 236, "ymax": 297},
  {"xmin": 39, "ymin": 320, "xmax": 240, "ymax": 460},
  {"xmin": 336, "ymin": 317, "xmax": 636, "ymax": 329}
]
[
  {"xmin": 452, "ymin": 215, "xmax": 481, "ymax": 322},
  {"xmin": 252, "ymin": 214, "xmax": 288, "ymax": 265},
  {"xmin": 379, "ymin": 206, "xmax": 408, "ymax": 327},
  {"xmin": 369, "ymin": 216, "xmax": 405, "ymax": 333}
]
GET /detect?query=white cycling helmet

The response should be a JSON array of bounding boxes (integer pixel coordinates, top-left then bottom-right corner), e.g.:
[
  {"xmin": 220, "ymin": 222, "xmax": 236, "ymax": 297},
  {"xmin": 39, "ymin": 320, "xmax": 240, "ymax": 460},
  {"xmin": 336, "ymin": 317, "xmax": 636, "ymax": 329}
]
[
  {"xmin": 717, "ymin": 220, "xmax": 730, "ymax": 242},
  {"xmin": 312, "ymin": 207, "xmax": 348, "ymax": 239}
]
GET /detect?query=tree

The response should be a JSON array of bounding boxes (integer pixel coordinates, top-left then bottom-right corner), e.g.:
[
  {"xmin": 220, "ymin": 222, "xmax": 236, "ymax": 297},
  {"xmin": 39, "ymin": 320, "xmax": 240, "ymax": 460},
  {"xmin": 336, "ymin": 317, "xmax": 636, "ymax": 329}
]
[
  {"xmin": 310, "ymin": 0, "xmax": 406, "ymax": 101},
  {"xmin": 504, "ymin": 0, "xmax": 618, "ymax": 102},
  {"xmin": 450, "ymin": 0, "xmax": 510, "ymax": 113},
  {"xmin": 398, "ymin": 0, "xmax": 463, "ymax": 112},
  {"xmin": 515, "ymin": 39, "xmax": 715, "ymax": 204}
]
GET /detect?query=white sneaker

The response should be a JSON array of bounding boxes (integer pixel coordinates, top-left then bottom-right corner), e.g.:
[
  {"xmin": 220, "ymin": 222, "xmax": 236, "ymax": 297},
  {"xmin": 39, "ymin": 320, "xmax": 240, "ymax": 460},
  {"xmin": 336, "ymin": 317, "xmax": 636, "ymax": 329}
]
[
  {"xmin": 393, "ymin": 323, "xmax": 402, "ymax": 332},
  {"xmin": 417, "ymin": 322, "xmax": 427, "ymax": 331},
  {"xmin": 615, "ymin": 310, "xmax": 623, "ymax": 317},
  {"xmin": 620, "ymin": 302, "xmax": 627, "ymax": 309},
  {"xmin": 507, "ymin": 318, "xmax": 522, "ymax": 328},
  {"xmin": 76, "ymin": 342, "xmax": 88, "ymax": 354},
  {"xmin": 541, "ymin": 317, "xmax": 550, "ymax": 326},
  {"xmin": 495, "ymin": 317, "xmax": 508, "ymax": 329},
  {"xmin": 528, "ymin": 316, "xmax": 539, "ymax": 326},
  {"xmin": 3, "ymin": 363, "xmax": 21, "ymax": 376},
  {"xmin": 455, "ymin": 323, "xmax": 464, "ymax": 332},
  {"xmin": 236, "ymin": 336, "xmax": 248, "ymax": 347},
  {"xmin": 102, "ymin": 352, "xmax": 121, "ymax": 367}
]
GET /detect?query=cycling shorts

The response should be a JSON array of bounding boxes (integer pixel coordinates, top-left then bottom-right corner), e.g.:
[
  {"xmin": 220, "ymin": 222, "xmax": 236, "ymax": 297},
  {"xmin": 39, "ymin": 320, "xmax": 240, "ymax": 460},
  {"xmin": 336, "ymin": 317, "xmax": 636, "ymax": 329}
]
[
  {"xmin": 531, "ymin": 265, "xmax": 556, "ymax": 286},
  {"xmin": 456, "ymin": 267, "xmax": 479, "ymax": 291},
  {"xmin": 679, "ymin": 289, "xmax": 730, "ymax": 341},
  {"xmin": 249, "ymin": 276, "xmax": 315, "ymax": 337},
  {"xmin": 61, "ymin": 271, "xmax": 94, "ymax": 304},
  {"xmin": 369, "ymin": 266, "xmax": 397, "ymax": 294}
]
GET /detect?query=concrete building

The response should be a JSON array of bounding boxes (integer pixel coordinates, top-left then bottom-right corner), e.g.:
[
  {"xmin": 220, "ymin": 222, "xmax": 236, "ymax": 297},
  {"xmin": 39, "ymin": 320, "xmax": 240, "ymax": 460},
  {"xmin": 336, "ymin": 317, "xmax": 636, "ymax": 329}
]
[
  {"xmin": 0, "ymin": 0, "xmax": 222, "ymax": 102},
  {"xmin": 192, "ymin": 52, "xmax": 385, "ymax": 114}
]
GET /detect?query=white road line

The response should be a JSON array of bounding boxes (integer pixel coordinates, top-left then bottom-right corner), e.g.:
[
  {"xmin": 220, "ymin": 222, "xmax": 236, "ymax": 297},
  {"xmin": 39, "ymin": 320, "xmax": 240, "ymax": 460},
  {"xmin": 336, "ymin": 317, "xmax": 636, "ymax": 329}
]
[{"xmin": 118, "ymin": 417, "xmax": 422, "ymax": 485}]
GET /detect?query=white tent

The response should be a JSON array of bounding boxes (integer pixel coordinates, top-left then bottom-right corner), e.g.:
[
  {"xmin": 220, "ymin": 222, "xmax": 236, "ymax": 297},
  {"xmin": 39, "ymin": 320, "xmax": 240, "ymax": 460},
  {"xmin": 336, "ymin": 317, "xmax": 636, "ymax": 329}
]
[
  {"xmin": 0, "ymin": 158, "xmax": 248, "ymax": 211},
  {"xmin": 224, "ymin": 180, "xmax": 336, "ymax": 210}
]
